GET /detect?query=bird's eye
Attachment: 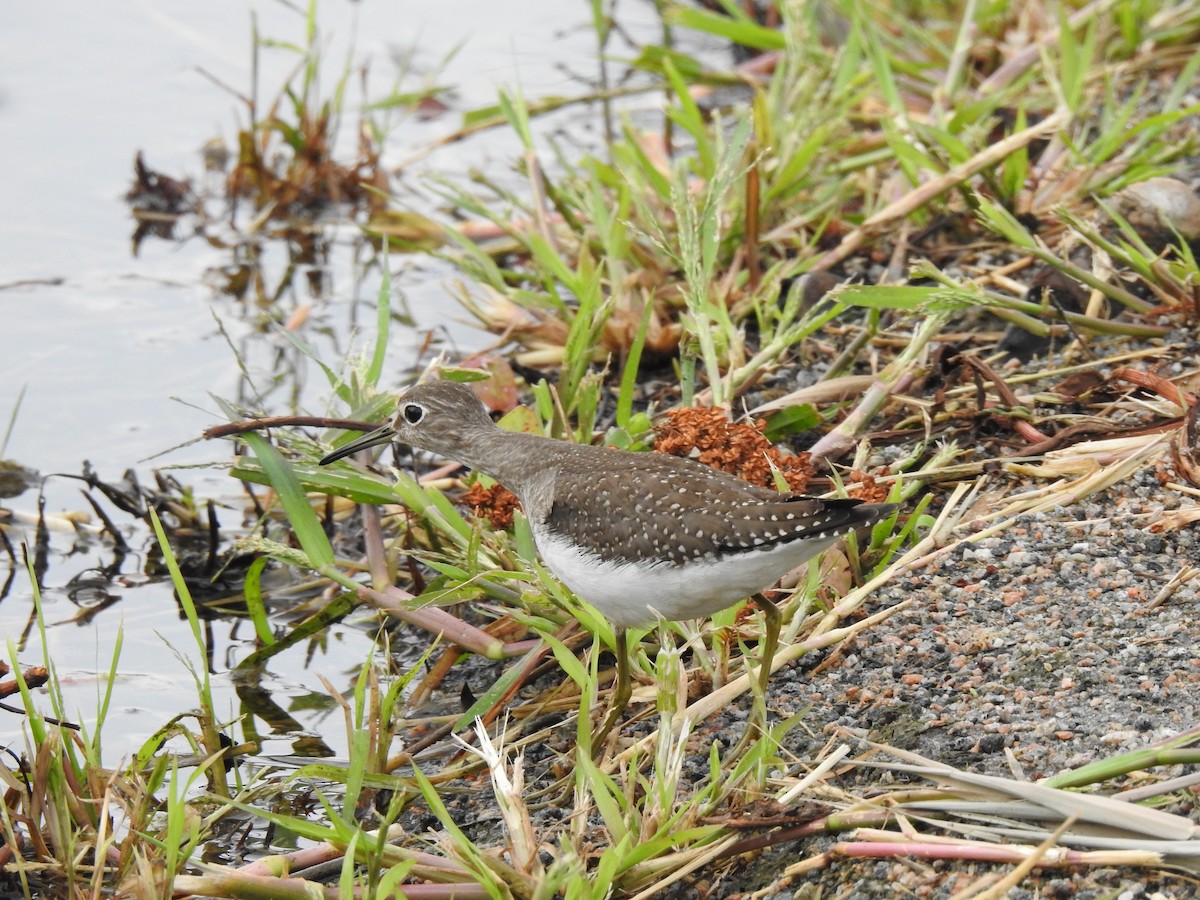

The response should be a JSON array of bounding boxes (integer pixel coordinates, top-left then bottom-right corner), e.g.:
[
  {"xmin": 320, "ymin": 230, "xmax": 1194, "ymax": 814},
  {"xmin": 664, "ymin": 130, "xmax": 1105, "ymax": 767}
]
[{"xmin": 402, "ymin": 403, "xmax": 425, "ymax": 425}]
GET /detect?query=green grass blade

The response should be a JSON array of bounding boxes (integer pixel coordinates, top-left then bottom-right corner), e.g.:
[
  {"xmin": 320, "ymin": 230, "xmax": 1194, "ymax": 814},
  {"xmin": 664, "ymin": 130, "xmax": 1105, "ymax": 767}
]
[
  {"xmin": 616, "ymin": 297, "xmax": 655, "ymax": 429},
  {"xmin": 666, "ymin": 5, "xmax": 785, "ymax": 51},
  {"xmin": 240, "ymin": 429, "xmax": 335, "ymax": 570},
  {"xmin": 452, "ymin": 657, "xmax": 530, "ymax": 732},
  {"xmin": 366, "ymin": 255, "xmax": 392, "ymax": 388},
  {"xmin": 242, "ymin": 556, "xmax": 276, "ymax": 646}
]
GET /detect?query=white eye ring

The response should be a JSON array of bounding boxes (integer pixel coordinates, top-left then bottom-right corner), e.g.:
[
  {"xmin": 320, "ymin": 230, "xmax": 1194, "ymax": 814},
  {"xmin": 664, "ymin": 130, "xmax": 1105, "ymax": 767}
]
[{"xmin": 402, "ymin": 403, "xmax": 425, "ymax": 425}]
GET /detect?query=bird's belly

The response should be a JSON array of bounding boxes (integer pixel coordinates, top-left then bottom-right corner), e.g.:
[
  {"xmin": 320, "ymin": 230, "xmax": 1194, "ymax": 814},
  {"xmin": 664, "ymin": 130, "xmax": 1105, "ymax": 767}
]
[{"xmin": 535, "ymin": 532, "xmax": 836, "ymax": 628}]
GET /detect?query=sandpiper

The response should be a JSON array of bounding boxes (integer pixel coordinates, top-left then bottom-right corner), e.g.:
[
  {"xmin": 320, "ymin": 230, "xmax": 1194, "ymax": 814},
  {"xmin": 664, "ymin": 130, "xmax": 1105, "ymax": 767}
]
[{"xmin": 320, "ymin": 381, "xmax": 896, "ymax": 746}]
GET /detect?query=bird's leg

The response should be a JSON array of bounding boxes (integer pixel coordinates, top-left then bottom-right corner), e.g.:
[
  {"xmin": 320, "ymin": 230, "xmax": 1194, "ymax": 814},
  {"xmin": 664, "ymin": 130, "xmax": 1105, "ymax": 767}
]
[
  {"xmin": 753, "ymin": 593, "xmax": 782, "ymax": 703},
  {"xmin": 732, "ymin": 593, "xmax": 781, "ymax": 754},
  {"xmin": 591, "ymin": 628, "xmax": 630, "ymax": 753}
]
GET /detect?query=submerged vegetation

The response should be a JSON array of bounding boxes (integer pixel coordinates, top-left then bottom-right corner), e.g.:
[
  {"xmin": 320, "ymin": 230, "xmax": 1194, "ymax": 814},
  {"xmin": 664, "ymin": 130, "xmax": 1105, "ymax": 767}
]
[{"xmin": 6, "ymin": 0, "xmax": 1200, "ymax": 896}]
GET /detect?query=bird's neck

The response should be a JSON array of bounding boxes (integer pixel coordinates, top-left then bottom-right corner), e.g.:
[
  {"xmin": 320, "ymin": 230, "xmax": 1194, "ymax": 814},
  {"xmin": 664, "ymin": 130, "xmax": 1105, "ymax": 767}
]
[{"xmin": 450, "ymin": 426, "xmax": 557, "ymax": 492}]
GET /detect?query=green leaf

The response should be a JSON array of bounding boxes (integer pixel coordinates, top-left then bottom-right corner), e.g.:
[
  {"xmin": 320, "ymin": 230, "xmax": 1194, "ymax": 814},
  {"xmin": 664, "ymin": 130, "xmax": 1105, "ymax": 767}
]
[
  {"xmin": 239, "ymin": 427, "xmax": 334, "ymax": 570},
  {"xmin": 452, "ymin": 656, "xmax": 531, "ymax": 731},
  {"xmin": 763, "ymin": 404, "xmax": 821, "ymax": 441},
  {"xmin": 439, "ymin": 367, "xmax": 493, "ymax": 383},
  {"xmin": 616, "ymin": 298, "xmax": 656, "ymax": 429},
  {"xmin": 366, "ymin": 261, "xmax": 391, "ymax": 388},
  {"xmin": 542, "ymin": 629, "xmax": 590, "ymax": 689},
  {"xmin": 829, "ymin": 284, "xmax": 941, "ymax": 310},
  {"xmin": 666, "ymin": 6, "xmax": 785, "ymax": 51},
  {"xmin": 971, "ymin": 196, "xmax": 1037, "ymax": 248},
  {"xmin": 662, "ymin": 57, "xmax": 713, "ymax": 174},
  {"xmin": 243, "ymin": 556, "xmax": 275, "ymax": 646},
  {"xmin": 233, "ymin": 457, "xmax": 399, "ymax": 507},
  {"xmin": 631, "ymin": 45, "xmax": 713, "ymax": 81}
]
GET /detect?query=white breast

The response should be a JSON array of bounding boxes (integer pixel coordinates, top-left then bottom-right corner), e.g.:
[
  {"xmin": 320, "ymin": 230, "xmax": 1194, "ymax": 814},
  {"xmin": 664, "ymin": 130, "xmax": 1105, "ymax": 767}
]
[{"xmin": 534, "ymin": 530, "xmax": 836, "ymax": 628}]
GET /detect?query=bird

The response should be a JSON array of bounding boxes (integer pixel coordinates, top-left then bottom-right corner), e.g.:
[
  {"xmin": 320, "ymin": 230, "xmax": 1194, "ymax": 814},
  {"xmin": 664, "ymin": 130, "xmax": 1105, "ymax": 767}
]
[{"xmin": 319, "ymin": 380, "xmax": 896, "ymax": 748}]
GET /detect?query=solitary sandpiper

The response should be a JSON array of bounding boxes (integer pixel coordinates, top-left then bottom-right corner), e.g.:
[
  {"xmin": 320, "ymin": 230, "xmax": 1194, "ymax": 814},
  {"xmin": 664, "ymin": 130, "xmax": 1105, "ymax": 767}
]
[{"xmin": 320, "ymin": 381, "xmax": 896, "ymax": 746}]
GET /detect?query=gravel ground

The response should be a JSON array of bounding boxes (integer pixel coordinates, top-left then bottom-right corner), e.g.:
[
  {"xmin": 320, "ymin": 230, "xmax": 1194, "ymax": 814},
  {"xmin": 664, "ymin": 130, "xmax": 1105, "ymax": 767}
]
[
  {"xmin": 782, "ymin": 468, "xmax": 1198, "ymax": 782},
  {"xmin": 741, "ymin": 466, "xmax": 1200, "ymax": 898}
]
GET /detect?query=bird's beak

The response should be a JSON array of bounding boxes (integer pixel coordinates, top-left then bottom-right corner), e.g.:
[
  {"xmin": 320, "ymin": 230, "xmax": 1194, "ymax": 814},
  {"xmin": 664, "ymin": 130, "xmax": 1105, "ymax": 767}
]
[{"xmin": 319, "ymin": 423, "xmax": 397, "ymax": 465}]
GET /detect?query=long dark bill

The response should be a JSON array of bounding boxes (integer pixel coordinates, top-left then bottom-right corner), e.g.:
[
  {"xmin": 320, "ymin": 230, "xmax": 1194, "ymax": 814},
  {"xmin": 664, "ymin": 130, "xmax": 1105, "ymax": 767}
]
[{"xmin": 319, "ymin": 423, "xmax": 396, "ymax": 465}]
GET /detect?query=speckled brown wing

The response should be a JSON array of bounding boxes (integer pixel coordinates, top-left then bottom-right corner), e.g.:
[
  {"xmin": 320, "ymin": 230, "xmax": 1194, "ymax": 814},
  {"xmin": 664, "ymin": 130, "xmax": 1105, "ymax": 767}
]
[{"xmin": 538, "ymin": 445, "xmax": 881, "ymax": 565}]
